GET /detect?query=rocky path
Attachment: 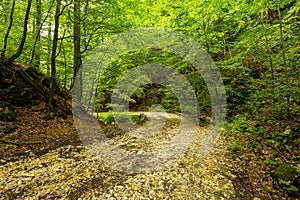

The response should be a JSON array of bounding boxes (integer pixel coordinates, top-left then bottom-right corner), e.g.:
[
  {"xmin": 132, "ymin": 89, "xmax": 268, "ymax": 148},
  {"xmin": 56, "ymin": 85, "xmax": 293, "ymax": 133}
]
[{"xmin": 0, "ymin": 113, "xmax": 236, "ymax": 199}]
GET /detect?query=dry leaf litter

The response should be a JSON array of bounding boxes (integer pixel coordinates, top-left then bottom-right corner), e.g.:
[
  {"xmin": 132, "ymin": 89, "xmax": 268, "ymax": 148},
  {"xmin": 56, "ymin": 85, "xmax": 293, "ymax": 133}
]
[{"xmin": 0, "ymin": 113, "xmax": 236, "ymax": 199}]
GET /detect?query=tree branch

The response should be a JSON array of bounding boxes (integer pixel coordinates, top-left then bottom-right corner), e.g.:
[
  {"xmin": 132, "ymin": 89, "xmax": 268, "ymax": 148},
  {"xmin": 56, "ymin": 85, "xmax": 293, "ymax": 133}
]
[{"xmin": 57, "ymin": 3, "xmax": 72, "ymax": 18}]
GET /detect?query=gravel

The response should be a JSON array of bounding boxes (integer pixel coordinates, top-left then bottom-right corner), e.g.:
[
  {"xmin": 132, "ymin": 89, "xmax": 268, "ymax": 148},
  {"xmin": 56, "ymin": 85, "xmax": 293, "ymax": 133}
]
[{"xmin": 0, "ymin": 117, "xmax": 236, "ymax": 199}]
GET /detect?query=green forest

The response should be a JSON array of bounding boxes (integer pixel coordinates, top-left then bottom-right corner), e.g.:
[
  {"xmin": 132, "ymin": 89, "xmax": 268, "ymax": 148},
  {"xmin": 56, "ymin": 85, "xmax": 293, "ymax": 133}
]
[{"xmin": 0, "ymin": 0, "xmax": 299, "ymax": 199}]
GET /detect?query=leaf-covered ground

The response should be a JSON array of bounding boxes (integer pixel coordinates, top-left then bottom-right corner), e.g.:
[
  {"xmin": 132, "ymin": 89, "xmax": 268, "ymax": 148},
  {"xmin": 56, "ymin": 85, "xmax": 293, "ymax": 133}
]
[
  {"xmin": 0, "ymin": 103, "xmax": 81, "ymax": 163},
  {"xmin": 0, "ymin": 103, "xmax": 296, "ymax": 199}
]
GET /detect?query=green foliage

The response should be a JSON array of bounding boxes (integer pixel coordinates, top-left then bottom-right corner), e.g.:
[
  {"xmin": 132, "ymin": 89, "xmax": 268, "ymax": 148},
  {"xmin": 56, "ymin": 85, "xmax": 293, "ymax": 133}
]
[
  {"xmin": 131, "ymin": 113, "xmax": 147, "ymax": 124},
  {"xmin": 266, "ymin": 129, "xmax": 299, "ymax": 153},
  {"xmin": 97, "ymin": 111, "xmax": 148, "ymax": 125},
  {"xmin": 1, "ymin": 0, "xmax": 299, "ymax": 196},
  {"xmin": 95, "ymin": 48, "xmax": 210, "ymax": 115},
  {"xmin": 0, "ymin": 0, "xmax": 131, "ymax": 89},
  {"xmin": 225, "ymin": 116, "xmax": 262, "ymax": 154},
  {"xmin": 222, "ymin": 4, "xmax": 299, "ymax": 182},
  {"xmin": 97, "ymin": 112, "xmax": 115, "ymax": 124},
  {"xmin": 272, "ymin": 163, "xmax": 300, "ymax": 192}
]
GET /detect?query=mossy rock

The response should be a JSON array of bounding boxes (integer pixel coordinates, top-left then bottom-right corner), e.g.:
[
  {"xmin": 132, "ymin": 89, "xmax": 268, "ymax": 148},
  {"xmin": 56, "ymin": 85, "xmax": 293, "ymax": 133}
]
[
  {"xmin": 0, "ymin": 102, "xmax": 16, "ymax": 122},
  {"xmin": 272, "ymin": 163, "xmax": 300, "ymax": 193}
]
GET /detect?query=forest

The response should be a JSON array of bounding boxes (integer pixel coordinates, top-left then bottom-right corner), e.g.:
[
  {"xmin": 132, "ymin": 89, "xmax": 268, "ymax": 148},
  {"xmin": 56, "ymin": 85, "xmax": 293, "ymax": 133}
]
[{"xmin": 0, "ymin": 0, "xmax": 299, "ymax": 199}]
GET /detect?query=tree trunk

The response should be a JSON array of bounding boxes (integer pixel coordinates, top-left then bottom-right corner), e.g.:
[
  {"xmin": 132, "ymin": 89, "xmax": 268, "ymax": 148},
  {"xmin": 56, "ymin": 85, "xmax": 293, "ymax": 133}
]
[
  {"xmin": 47, "ymin": 23, "xmax": 52, "ymax": 76},
  {"xmin": 72, "ymin": 0, "xmax": 82, "ymax": 102},
  {"xmin": 260, "ymin": 9, "xmax": 274, "ymax": 89},
  {"xmin": 30, "ymin": 0, "xmax": 42, "ymax": 67},
  {"xmin": 9, "ymin": 0, "xmax": 32, "ymax": 61},
  {"xmin": 48, "ymin": 0, "xmax": 61, "ymax": 114},
  {"xmin": 1, "ymin": 0, "xmax": 16, "ymax": 57},
  {"xmin": 277, "ymin": 3, "xmax": 291, "ymax": 119}
]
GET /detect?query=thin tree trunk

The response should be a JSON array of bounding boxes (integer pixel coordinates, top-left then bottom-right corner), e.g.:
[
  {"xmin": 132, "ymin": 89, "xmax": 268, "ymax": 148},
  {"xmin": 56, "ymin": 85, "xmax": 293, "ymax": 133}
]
[
  {"xmin": 223, "ymin": 36, "xmax": 226, "ymax": 60},
  {"xmin": 202, "ymin": 18, "xmax": 210, "ymax": 54},
  {"xmin": 47, "ymin": 23, "xmax": 52, "ymax": 76},
  {"xmin": 30, "ymin": 0, "xmax": 54, "ymax": 67},
  {"xmin": 63, "ymin": 44, "xmax": 67, "ymax": 89},
  {"xmin": 48, "ymin": 0, "xmax": 61, "ymax": 114},
  {"xmin": 1, "ymin": 0, "xmax": 16, "ymax": 57},
  {"xmin": 33, "ymin": 0, "xmax": 41, "ymax": 67},
  {"xmin": 277, "ymin": 5, "xmax": 287, "ymax": 77},
  {"xmin": 277, "ymin": 3, "xmax": 291, "ymax": 118},
  {"xmin": 9, "ymin": 0, "xmax": 32, "ymax": 61},
  {"xmin": 260, "ymin": 9, "xmax": 274, "ymax": 89}
]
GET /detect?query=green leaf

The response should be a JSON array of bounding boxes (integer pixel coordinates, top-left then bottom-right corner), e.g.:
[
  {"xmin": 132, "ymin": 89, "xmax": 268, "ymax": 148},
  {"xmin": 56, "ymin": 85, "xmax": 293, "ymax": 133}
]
[
  {"xmin": 284, "ymin": 144, "xmax": 292, "ymax": 152},
  {"xmin": 287, "ymin": 185, "xmax": 299, "ymax": 192}
]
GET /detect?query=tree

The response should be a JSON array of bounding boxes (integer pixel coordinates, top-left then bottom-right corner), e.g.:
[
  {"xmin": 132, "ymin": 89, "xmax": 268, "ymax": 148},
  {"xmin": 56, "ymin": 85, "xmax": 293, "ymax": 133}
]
[
  {"xmin": 30, "ymin": 0, "xmax": 43, "ymax": 68},
  {"xmin": 72, "ymin": 0, "xmax": 82, "ymax": 101},
  {"xmin": 48, "ymin": 0, "xmax": 61, "ymax": 114},
  {"xmin": 1, "ymin": 0, "xmax": 16, "ymax": 58},
  {"xmin": 9, "ymin": 0, "xmax": 32, "ymax": 61}
]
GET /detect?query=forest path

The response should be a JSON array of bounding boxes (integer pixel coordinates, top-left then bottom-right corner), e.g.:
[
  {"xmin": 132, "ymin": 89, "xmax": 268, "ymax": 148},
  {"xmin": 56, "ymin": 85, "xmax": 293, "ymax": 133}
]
[{"xmin": 0, "ymin": 113, "xmax": 236, "ymax": 199}]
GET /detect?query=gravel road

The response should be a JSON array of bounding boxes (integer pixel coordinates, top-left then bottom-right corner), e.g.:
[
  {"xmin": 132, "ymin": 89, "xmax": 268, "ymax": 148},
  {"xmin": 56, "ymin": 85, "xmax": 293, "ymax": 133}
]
[{"xmin": 0, "ymin": 113, "xmax": 236, "ymax": 199}]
